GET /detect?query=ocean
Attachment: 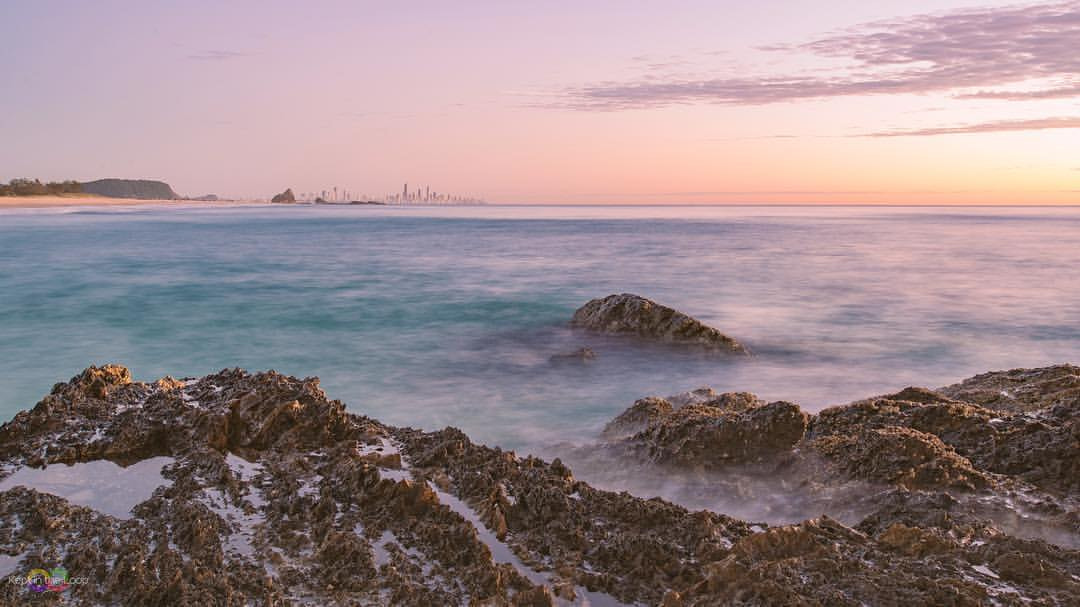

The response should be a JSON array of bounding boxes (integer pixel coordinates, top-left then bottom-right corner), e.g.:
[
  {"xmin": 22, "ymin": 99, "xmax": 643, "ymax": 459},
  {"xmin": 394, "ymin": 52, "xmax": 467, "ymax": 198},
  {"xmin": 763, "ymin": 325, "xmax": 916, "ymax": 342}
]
[{"xmin": 2, "ymin": 204, "xmax": 1078, "ymax": 461}]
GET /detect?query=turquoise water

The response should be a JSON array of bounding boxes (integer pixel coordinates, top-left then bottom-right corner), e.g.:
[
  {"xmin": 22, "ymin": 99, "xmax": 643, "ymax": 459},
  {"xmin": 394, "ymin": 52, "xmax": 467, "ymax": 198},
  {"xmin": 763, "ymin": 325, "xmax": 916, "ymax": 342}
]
[{"xmin": 2, "ymin": 204, "xmax": 1079, "ymax": 454}]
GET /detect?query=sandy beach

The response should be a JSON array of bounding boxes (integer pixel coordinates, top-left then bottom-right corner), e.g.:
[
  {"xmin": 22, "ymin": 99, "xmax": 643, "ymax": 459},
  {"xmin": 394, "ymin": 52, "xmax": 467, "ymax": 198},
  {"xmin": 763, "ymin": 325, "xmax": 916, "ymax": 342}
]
[{"xmin": 0, "ymin": 195, "xmax": 262, "ymax": 209}]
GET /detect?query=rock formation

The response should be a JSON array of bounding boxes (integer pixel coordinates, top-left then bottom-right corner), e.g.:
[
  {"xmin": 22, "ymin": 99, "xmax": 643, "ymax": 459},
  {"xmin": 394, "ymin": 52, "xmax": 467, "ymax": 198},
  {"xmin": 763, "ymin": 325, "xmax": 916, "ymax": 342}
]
[
  {"xmin": 0, "ymin": 364, "xmax": 1077, "ymax": 605},
  {"xmin": 271, "ymin": 188, "xmax": 296, "ymax": 204},
  {"xmin": 603, "ymin": 368, "xmax": 1079, "ymax": 497},
  {"xmin": 607, "ymin": 395, "xmax": 808, "ymax": 469},
  {"xmin": 571, "ymin": 294, "xmax": 748, "ymax": 353},
  {"xmin": 80, "ymin": 178, "xmax": 179, "ymax": 200},
  {"xmin": 938, "ymin": 363, "xmax": 1080, "ymax": 413}
]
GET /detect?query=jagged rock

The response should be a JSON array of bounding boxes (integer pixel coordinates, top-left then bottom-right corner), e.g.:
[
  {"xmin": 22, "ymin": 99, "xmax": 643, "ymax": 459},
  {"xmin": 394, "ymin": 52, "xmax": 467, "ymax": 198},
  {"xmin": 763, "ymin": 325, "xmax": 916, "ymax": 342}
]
[
  {"xmin": 812, "ymin": 426, "xmax": 991, "ymax": 491},
  {"xmin": 601, "ymin": 396, "xmax": 672, "ymax": 440},
  {"xmin": 677, "ymin": 514, "xmax": 1079, "ymax": 606},
  {"xmin": 810, "ymin": 373, "xmax": 1080, "ymax": 495},
  {"xmin": 270, "ymin": 188, "xmax": 296, "ymax": 204},
  {"xmin": 938, "ymin": 364, "xmax": 1080, "ymax": 413},
  {"xmin": 657, "ymin": 387, "xmax": 764, "ymax": 411},
  {"xmin": 701, "ymin": 391, "xmax": 766, "ymax": 412},
  {"xmin": 665, "ymin": 387, "xmax": 720, "ymax": 407},
  {"xmin": 64, "ymin": 363, "xmax": 133, "ymax": 399},
  {"xmin": 1, "ymin": 365, "xmax": 1078, "ymax": 605},
  {"xmin": 601, "ymin": 388, "xmax": 801, "ymax": 465},
  {"xmin": 571, "ymin": 294, "xmax": 748, "ymax": 353},
  {"xmin": 623, "ymin": 399, "xmax": 808, "ymax": 469}
]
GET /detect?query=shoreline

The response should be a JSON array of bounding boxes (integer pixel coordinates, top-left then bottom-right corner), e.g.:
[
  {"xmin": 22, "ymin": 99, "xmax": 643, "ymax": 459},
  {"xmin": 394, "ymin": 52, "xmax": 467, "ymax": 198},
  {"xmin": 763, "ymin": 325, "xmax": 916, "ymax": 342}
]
[
  {"xmin": 0, "ymin": 363, "xmax": 1076, "ymax": 604},
  {"xmin": 5, "ymin": 196, "xmax": 1080, "ymax": 211},
  {"xmin": 0, "ymin": 195, "xmax": 265, "ymax": 209}
]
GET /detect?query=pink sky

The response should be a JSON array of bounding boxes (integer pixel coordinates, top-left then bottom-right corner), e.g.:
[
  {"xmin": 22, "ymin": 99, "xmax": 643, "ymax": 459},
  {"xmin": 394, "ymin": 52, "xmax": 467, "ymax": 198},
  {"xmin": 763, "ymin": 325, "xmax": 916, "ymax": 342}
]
[{"xmin": 2, "ymin": 0, "xmax": 1078, "ymax": 203}]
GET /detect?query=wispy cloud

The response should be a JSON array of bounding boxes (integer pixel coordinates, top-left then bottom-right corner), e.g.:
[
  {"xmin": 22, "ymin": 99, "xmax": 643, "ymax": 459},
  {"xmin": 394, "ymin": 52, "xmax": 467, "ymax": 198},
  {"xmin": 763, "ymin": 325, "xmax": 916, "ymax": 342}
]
[
  {"xmin": 657, "ymin": 190, "xmax": 903, "ymax": 196},
  {"xmin": 558, "ymin": 1, "xmax": 1080, "ymax": 110},
  {"xmin": 188, "ymin": 50, "xmax": 247, "ymax": 61},
  {"xmin": 861, "ymin": 116, "xmax": 1080, "ymax": 137},
  {"xmin": 956, "ymin": 83, "xmax": 1080, "ymax": 100}
]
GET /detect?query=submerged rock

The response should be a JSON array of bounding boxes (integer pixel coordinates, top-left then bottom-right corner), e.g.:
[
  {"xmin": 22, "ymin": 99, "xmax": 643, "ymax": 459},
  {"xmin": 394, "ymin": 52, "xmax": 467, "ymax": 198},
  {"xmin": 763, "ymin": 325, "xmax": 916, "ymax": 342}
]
[
  {"xmin": 601, "ymin": 396, "xmax": 672, "ymax": 440},
  {"xmin": 603, "ymin": 389, "xmax": 807, "ymax": 468},
  {"xmin": 639, "ymin": 400, "xmax": 808, "ymax": 469},
  {"xmin": 548, "ymin": 347, "xmax": 597, "ymax": 364},
  {"xmin": 571, "ymin": 294, "xmax": 748, "ymax": 353}
]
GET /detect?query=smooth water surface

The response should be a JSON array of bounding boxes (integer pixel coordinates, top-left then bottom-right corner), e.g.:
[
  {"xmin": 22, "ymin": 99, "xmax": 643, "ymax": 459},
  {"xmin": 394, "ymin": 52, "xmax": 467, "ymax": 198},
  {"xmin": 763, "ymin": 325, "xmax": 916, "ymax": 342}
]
[
  {"xmin": 2, "ymin": 205, "xmax": 1078, "ymax": 455},
  {"xmin": 0, "ymin": 456, "xmax": 174, "ymax": 519}
]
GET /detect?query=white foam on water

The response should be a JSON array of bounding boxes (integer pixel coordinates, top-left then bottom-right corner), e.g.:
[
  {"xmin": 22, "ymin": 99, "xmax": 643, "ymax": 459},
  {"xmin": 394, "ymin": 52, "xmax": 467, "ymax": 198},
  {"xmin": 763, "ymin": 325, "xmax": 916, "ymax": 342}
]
[{"xmin": 0, "ymin": 457, "xmax": 174, "ymax": 519}]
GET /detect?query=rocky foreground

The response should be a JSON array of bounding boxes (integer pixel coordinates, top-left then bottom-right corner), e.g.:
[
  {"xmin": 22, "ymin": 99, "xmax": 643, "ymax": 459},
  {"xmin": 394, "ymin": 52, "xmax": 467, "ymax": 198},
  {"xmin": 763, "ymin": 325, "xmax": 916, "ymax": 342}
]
[{"xmin": 0, "ymin": 365, "xmax": 1078, "ymax": 606}]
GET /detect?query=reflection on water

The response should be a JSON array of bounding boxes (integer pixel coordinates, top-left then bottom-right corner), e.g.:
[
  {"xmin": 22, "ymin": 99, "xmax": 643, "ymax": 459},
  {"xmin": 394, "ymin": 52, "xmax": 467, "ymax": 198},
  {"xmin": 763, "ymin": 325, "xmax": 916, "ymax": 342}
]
[
  {"xmin": 1, "ymin": 205, "xmax": 1078, "ymax": 464},
  {"xmin": 0, "ymin": 457, "xmax": 173, "ymax": 518}
]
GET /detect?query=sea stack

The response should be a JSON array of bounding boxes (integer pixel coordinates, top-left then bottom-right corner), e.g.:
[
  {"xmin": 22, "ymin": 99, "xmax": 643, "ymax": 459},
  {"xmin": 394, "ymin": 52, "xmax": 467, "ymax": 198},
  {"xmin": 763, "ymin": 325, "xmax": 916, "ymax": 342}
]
[
  {"xmin": 571, "ymin": 293, "xmax": 748, "ymax": 353},
  {"xmin": 271, "ymin": 188, "xmax": 296, "ymax": 204}
]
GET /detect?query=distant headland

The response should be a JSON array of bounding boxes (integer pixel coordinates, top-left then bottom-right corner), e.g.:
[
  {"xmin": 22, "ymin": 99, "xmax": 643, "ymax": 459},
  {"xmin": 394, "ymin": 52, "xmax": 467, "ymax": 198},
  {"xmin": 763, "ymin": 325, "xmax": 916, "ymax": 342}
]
[
  {"xmin": 1, "ymin": 177, "xmax": 183, "ymax": 201},
  {"xmin": 80, "ymin": 178, "xmax": 179, "ymax": 200},
  {"xmin": 0, "ymin": 177, "xmax": 232, "ymax": 209}
]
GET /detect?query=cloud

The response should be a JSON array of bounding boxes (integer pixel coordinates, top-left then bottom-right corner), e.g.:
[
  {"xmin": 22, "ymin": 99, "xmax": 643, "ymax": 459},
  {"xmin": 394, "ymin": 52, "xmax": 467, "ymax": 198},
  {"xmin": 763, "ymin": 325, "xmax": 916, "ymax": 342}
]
[
  {"xmin": 188, "ymin": 50, "xmax": 247, "ymax": 61},
  {"xmin": 559, "ymin": 1, "xmax": 1080, "ymax": 110},
  {"xmin": 956, "ymin": 84, "xmax": 1080, "ymax": 100},
  {"xmin": 657, "ymin": 190, "xmax": 901, "ymax": 196},
  {"xmin": 861, "ymin": 116, "xmax": 1080, "ymax": 137}
]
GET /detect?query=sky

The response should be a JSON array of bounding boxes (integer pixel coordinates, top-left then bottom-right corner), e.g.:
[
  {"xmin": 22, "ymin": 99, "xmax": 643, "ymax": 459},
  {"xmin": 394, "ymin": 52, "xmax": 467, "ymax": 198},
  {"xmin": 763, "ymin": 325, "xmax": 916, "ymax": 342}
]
[{"xmin": 1, "ymin": 0, "xmax": 1078, "ymax": 204}]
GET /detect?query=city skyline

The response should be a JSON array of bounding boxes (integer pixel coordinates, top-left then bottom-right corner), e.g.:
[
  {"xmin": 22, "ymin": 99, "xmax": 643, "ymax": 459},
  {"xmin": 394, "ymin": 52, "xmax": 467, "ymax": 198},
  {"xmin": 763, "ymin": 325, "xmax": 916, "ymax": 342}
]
[
  {"xmin": 294, "ymin": 183, "xmax": 484, "ymax": 204},
  {"xmin": 2, "ymin": 1, "xmax": 1079, "ymax": 204}
]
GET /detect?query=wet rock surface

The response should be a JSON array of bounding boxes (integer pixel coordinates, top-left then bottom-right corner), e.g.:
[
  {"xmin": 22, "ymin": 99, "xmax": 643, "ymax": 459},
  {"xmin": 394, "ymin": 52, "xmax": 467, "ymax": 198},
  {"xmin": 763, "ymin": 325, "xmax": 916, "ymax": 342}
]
[
  {"xmin": 587, "ymin": 365, "xmax": 1080, "ymax": 604},
  {"xmin": 938, "ymin": 364, "xmax": 1080, "ymax": 413},
  {"xmin": 1, "ymin": 364, "xmax": 1078, "ymax": 605},
  {"xmin": 609, "ymin": 395, "xmax": 809, "ymax": 470},
  {"xmin": 808, "ymin": 380, "xmax": 1080, "ymax": 495},
  {"xmin": 571, "ymin": 294, "xmax": 748, "ymax": 353}
]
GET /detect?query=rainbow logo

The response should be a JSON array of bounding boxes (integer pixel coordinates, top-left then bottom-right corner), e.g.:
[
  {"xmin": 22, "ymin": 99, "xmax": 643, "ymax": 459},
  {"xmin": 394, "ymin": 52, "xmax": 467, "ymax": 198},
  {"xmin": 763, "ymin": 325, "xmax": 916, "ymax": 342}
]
[{"xmin": 25, "ymin": 567, "xmax": 70, "ymax": 593}]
